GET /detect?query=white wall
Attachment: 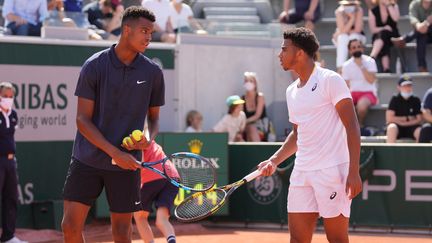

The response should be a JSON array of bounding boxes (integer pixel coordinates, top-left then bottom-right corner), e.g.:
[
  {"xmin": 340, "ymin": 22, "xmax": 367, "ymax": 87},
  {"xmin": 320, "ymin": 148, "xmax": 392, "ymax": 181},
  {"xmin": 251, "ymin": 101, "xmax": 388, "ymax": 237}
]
[{"xmin": 176, "ymin": 34, "xmax": 295, "ymax": 138}]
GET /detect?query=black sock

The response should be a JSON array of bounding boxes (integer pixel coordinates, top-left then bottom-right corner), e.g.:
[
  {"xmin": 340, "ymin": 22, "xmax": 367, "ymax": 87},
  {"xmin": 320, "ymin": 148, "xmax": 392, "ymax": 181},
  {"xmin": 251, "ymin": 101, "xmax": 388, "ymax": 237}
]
[{"xmin": 167, "ymin": 234, "xmax": 176, "ymax": 243}]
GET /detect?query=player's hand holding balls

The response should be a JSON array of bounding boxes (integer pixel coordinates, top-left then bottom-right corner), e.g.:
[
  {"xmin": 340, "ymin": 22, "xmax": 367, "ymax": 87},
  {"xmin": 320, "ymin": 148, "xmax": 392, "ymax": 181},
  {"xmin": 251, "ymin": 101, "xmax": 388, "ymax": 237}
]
[{"xmin": 121, "ymin": 129, "xmax": 151, "ymax": 151}]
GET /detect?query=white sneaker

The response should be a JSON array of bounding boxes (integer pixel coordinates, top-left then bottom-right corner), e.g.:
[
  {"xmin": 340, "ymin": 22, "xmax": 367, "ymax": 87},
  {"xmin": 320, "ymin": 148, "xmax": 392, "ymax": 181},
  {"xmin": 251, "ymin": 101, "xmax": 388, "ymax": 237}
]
[{"xmin": 2, "ymin": 237, "xmax": 28, "ymax": 243}]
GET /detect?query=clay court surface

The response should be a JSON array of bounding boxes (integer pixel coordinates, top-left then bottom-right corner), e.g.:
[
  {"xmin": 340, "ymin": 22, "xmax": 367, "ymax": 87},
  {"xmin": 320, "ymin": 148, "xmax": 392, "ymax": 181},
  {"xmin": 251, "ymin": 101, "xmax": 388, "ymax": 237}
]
[{"xmin": 12, "ymin": 220, "xmax": 432, "ymax": 243}]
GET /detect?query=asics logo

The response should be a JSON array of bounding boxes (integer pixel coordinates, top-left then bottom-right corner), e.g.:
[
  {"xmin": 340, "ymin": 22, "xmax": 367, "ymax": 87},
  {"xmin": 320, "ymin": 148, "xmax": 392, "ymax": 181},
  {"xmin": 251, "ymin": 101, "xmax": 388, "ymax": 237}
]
[
  {"xmin": 312, "ymin": 83, "xmax": 317, "ymax": 91},
  {"xmin": 137, "ymin": 80, "xmax": 147, "ymax": 84},
  {"xmin": 330, "ymin": 192, "xmax": 337, "ymax": 200}
]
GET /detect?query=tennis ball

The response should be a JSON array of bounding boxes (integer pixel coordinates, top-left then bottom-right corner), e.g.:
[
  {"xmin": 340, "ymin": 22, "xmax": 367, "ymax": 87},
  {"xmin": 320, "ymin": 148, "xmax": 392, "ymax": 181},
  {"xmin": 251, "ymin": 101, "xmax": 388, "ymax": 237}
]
[
  {"xmin": 122, "ymin": 137, "xmax": 133, "ymax": 147},
  {"xmin": 132, "ymin": 130, "xmax": 143, "ymax": 141}
]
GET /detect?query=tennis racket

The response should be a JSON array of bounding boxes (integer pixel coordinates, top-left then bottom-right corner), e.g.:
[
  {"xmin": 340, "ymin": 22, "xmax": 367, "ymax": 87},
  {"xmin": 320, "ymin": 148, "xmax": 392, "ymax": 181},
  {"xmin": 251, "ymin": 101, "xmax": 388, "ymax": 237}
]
[
  {"xmin": 174, "ymin": 169, "xmax": 262, "ymax": 222},
  {"xmin": 133, "ymin": 152, "xmax": 216, "ymax": 192}
]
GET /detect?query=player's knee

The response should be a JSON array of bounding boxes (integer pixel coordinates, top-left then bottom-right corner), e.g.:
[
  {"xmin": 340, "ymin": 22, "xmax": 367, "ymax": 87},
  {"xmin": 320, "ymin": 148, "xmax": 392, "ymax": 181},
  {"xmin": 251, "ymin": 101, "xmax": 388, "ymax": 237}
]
[{"xmin": 61, "ymin": 217, "xmax": 81, "ymax": 236}]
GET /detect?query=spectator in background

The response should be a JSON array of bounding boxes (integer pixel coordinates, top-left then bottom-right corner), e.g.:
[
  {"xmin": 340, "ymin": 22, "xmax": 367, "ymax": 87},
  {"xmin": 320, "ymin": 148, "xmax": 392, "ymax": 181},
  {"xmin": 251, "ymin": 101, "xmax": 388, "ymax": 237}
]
[
  {"xmin": 386, "ymin": 75, "xmax": 422, "ymax": 143},
  {"xmin": 368, "ymin": 0, "xmax": 401, "ymax": 72},
  {"xmin": 185, "ymin": 110, "xmax": 203, "ymax": 132},
  {"xmin": 419, "ymin": 87, "xmax": 432, "ymax": 142},
  {"xmin": 241, "ymin": 72, "xmax": 269, "ymax": 142},
  {"xmin": 213, "ymin": 95, "xmax": 246, "ymax": 142},
  {"xmin": 392, "ymin": 0, "xmax": 432, "ymax": 72},
  {"xmin": 279, "ymin": 0, "xmax": 320, "ymax": 31},
  {"xmin": 342, "ymin": 39, "xmax": 378, "ymax": 135},
  {"xmin": 2, "ymin": 0, "xmax": 49, "ymax": 36},
  {"xmin": 0, "ymin": 82, "xmax": 28, "ymax": 243},
  {"xmin": 169, "ymin": 0, "xmax": 206, "ymax": 34},
  {"xmin": 83, "ymin": 0, "xmax": 124, "ymax": 39},
  {"xmin": 333, "ymin": 0, "xmax": 366, "ymax": 73},
  {"xmin": 142, "ymin": 0, "xmax": 176, "ymax": 43}
]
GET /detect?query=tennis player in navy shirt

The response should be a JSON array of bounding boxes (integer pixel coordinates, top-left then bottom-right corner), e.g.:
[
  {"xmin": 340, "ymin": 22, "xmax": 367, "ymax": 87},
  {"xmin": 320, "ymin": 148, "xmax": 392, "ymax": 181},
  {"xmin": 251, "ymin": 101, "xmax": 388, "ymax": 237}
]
[{"xmin": 62, "ymin": 6, "xmax": 165, "ymax": 242}]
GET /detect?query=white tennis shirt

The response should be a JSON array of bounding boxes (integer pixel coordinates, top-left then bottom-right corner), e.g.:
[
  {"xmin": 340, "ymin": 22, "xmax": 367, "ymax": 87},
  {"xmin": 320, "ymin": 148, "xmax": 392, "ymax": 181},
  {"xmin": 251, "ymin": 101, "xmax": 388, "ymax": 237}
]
[{"xmin": 286, "ymin": 66, "xmax": 351, "ymax": 171}]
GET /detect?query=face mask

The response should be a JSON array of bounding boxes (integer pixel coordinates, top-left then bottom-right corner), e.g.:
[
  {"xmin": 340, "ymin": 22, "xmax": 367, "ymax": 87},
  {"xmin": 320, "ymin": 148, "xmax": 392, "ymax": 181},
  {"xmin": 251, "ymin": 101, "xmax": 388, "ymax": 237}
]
[
  {"xmin": 353, "ymin": 51, "xmax": 362, "ymax": 58},
  {"xmin": 175, "ymin": 0, "xmax": 183, "ymax": 3},
  {"xmin": 244, "ymin": 82, "xmax": 255, "ymax": 91},
  {"xmin": 344, "ymin": 6, "xmax": 356, "ymax": 14},
  {"xmin": 401, "ymin": 91, "xmax": 413, "ymax": 99},
  {"xmin": 0, "ymin": 97, "xmax": 14, "ymax": 111}
]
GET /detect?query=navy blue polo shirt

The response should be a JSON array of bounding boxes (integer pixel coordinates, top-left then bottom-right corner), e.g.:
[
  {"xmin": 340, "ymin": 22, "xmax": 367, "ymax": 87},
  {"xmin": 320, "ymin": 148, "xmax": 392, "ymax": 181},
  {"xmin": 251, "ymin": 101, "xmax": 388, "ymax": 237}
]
[
  {"xmin": 72, "ymin": 45, "xmax": 165, "ymax": 171},
  {"xmin": 0, "ymin": 110, "xmax": 18, "ymax": 155}
]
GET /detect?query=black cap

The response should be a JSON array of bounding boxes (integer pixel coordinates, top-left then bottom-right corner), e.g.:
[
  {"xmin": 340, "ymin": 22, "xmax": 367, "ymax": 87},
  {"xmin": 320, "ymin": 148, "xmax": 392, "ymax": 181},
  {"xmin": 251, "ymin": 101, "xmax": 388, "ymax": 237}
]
[{"xmin": 398, "ymin": 75, "xmax": 413, "ymax": 86}]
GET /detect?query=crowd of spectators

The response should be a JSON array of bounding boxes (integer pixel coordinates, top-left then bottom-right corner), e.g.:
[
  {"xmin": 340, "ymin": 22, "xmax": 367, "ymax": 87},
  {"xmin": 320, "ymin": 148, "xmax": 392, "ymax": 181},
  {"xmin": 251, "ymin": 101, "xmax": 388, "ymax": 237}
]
[{"xmin": 1, "ymin": 0, "xmax": 432, "ymax": 143}]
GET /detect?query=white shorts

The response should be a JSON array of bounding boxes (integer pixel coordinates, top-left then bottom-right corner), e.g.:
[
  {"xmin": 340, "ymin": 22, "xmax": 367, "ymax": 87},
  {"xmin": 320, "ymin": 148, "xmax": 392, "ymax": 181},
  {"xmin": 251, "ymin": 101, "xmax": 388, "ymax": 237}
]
[{"xmin": 287, "ymin": 163, "xmax": 351, "ymax": 218}]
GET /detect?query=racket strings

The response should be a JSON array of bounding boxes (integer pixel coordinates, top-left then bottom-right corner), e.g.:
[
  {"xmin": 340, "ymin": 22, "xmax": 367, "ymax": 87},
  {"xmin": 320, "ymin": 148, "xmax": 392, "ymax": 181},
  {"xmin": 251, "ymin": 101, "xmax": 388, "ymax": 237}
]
[
  {"xmin": 175, "ymin": 189, "xmax": 226, "ymax": 221},
  {"xmin": 167, "ymin": 156, "xmax": 215, "ymax": 190}
]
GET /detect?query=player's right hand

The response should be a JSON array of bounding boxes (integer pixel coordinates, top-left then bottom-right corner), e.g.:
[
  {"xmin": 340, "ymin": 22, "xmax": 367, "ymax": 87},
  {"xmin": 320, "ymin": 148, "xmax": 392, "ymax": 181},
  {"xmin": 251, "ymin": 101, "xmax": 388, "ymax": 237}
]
[
  {"xmin": 257, "ymin": 160, "xmax": 277, "ymax": 176},
  {"xmin": 111, "ymin": 150, "xmax": 141, "ymax": 170}
]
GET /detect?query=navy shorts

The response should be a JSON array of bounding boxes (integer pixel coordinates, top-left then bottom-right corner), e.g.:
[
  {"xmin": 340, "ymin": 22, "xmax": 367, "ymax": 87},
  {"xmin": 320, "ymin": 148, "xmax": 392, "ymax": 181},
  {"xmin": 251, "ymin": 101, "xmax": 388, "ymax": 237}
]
[
  {"xmin": 63, "ymin": 158, "xmax": 141, "ymax": 213},
  {"xmin": 140, "ymin": 179, "xmax": 179, "ymax": 213}
]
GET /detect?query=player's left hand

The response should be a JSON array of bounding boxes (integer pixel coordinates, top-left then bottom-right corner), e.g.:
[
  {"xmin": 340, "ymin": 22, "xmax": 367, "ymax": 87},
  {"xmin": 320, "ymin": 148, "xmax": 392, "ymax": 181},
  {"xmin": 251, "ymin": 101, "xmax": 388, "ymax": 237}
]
[
  {"xmin": 346, "ymin": 171, "xmax": 362, "ymax": 199},
  {"xmin": 121, "ymin": 130, "xmax": 151, "ymax": 151}
]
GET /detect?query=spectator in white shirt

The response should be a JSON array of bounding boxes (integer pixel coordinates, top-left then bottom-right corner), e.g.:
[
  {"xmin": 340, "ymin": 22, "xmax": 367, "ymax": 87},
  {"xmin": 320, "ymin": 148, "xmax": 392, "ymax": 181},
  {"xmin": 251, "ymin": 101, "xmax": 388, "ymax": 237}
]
[
  {"xmin": 213, "ymin": 95, "xmax": 246, "ymax": 142},
  {"xmin": 142, "ymin": 0, "xmax": 176, "ymax": 43},
  {"xmin": 185, "ymin": 110, "xmax": 203, "ymax": 132},
  {"xmin": 2, "ymin": 0, "xmax": 49, "ymax": 36},
  {"xmin": 341, "ymin": 39, "xmax": 378, "ymax": 133}
]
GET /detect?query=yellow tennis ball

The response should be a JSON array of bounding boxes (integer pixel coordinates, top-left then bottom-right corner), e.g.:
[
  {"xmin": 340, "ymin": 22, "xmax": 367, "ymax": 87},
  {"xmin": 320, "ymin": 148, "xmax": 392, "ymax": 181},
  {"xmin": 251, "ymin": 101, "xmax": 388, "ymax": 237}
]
[
  {"xmin": 122, "ymin": 137, "xmax": 133, "ymax": 147},
  {"xmin": 132, "ymin": 130, "xmax": 143, "ymax": 141}
]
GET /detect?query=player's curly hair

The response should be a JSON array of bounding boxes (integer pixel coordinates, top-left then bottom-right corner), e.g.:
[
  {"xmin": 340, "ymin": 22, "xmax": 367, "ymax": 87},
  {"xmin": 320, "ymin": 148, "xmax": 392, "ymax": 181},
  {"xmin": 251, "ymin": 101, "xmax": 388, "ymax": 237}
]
[
  {"xmin": 283, "ymin": 27, "xmax": 319, "ymax": 58},
  {"xmin": 121, "ymin": 6, "xmax": 155, "ymax": 27}
]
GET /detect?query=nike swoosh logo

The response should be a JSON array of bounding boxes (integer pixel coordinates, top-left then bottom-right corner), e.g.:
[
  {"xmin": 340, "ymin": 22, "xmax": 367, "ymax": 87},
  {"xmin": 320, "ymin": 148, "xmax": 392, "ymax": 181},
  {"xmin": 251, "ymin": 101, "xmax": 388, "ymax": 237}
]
[
  {"xmin": 137, "ymin": 80, "xmax": 147, "ymax": 84},
  {"xmin": 135, "ymin": 201, "xmax": 141, "ymax": 205}
]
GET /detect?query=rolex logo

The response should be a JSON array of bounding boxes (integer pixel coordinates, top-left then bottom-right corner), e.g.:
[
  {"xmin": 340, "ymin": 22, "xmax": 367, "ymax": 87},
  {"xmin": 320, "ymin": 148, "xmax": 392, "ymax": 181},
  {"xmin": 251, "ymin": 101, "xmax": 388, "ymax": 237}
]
[{"xmin": 188, "ymin": 139, "xmax": 203, "ymax": 154}]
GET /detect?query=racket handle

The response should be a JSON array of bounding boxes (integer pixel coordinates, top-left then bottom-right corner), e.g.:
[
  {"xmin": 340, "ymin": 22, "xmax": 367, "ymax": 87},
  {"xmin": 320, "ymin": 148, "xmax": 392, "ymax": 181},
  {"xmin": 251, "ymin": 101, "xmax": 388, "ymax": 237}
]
[{"xmin": 243, "ymin": 170, "xmax": 262, "ymax": 182}]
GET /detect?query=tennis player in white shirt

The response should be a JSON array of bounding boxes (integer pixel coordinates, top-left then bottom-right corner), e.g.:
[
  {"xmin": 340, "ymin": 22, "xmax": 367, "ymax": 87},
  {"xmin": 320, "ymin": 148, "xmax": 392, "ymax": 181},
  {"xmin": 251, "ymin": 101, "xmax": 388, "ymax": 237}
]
[{"xmin": 258, "ymin": 27, "xmax": 362, "ymax": 243}]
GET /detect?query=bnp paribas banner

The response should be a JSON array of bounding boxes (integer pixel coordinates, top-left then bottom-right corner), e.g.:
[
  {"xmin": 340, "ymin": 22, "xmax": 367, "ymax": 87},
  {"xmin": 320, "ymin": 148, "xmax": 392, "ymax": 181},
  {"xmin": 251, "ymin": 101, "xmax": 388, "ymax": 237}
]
[{"xmin": 0, "ymin": 40, "xmax": 175, "ymax": 141}]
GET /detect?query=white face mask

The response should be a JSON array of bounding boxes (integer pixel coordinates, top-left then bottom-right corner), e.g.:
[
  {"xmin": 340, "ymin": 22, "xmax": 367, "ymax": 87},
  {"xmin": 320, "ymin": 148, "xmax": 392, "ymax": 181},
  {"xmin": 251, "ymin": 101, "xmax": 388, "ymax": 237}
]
[
  {"xmin": 244, "ymin": 82, "xmax": 255, "ymax": 91},
  {"xmin": 343, "ymin": 6, "xmax": 356, "ymax": 14},
  {"xmin": 400, "ymin": 91, "xmax": 413, "ymax": 99},
  {"xmin": 0, "ymin": 97, "xmax": 14, "ymax": 111}
]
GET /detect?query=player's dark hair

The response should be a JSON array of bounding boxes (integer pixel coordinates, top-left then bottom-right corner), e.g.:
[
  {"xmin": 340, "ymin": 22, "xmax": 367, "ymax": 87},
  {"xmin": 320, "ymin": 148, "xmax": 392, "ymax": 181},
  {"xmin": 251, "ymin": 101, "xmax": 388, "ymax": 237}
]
[
  {"xmin": 283, "ymin": 27, "xmax": 319, "ymax": 58},
  {"xmin": 121, "ymin": 6, "xmax": 155, "ymax": 27},
  {"xmin": 347, "ymin": 38, "xmax": 362, "ymax": 50}
]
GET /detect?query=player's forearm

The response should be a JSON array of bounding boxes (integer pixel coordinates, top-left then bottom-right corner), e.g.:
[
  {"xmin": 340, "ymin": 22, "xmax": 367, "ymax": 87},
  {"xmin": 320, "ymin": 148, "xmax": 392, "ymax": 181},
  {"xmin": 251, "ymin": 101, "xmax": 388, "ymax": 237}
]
[
  {"xmin": 76, "ymin": 115, "xmax": 120, "ymax": 158},
  {"xmin": 346, "ymin": 124, "xmax": 361, "ymax": 173},
  {"xmin": 269, "ymin": 130, "xmax": 297, "ymax": 166},
  {"xmin": 147, "ymin": 117, "xmax": 160, "ymax": 142}
]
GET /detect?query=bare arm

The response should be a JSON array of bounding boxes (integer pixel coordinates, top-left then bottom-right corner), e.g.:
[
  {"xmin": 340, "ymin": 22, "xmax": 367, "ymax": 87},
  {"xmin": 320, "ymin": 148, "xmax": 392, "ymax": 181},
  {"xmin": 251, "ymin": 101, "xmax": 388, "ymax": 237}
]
[
  {"xmin": 368, "ymin": 9, "xmax": 383, "ymax": 34},
  {"xmin": 360, "ymin": 66, "xmax": 376, "ymax": 84},
  {"xmin": 258, "ymin": 124, "xmax": 298, "ymax": 176},
  {"xmin": 336, "ymin": 10, "xmax": 355, "ymax": 34},
  {"xmin": 76, "ymin": 97, "xmax": 140, "ymax": 170},
  {"xmin": 283, "ymin": 0, "xmax": 291, "ymax": 12},
  {"xmin": 147, "ymin": 106, "xmax": 160, "ymax": 142},
  {"xmin": 307, "ymin": 0, "xmax": 319, "ymax": 14},
  {"xmin": 387, "ymin": 4, "xmax": 400, "ymax": 22},
  {"xmin": 246, "ymin": 95, "xmax": 265, "ymax": 123},
  {"xmin": 352, "ymin": 7, "xmax": 364, "ymax": 33},
  {"xmin": 335, "ymin": 98, "xmax": 362, "ymax": 199},
  {"xmin": 386, "ymin": 110, "xmax": 422, "ymax": 126}
]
